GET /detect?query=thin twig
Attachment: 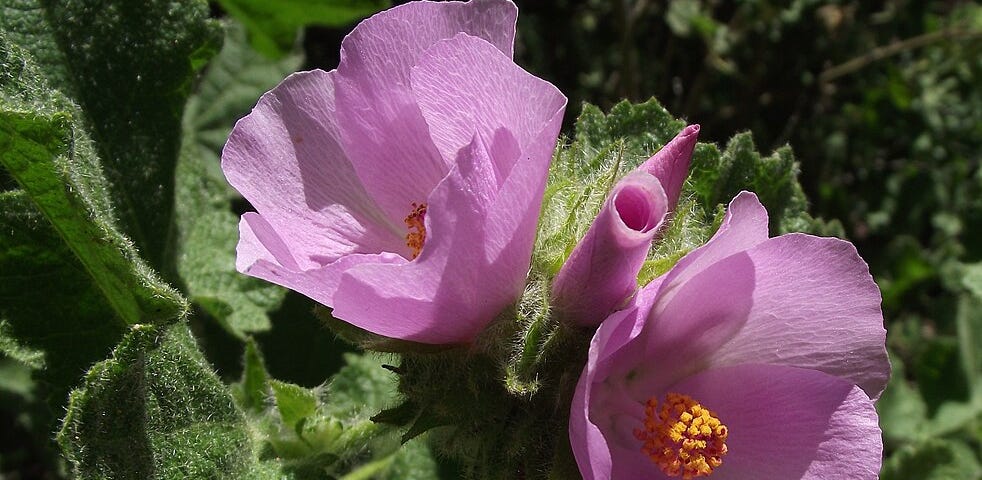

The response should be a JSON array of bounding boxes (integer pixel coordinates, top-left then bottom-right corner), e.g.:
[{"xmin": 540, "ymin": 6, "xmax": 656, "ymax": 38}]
[{"xmin": 819, "ymin": 28, "xmax": 982, "ymax": 84}]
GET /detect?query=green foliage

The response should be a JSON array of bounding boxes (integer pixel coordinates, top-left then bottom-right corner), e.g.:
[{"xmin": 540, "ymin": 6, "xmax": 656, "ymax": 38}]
[
  {"xmin": 0, "ymin": 191, "xmax": 124, "ymax": 408},
  {"xmin": 1, "ymin": 31, "xmax": 188, "ymax": 435},
  {"xmin": 0, "ymin": 1, "xmax": 222, "ymax": 474},
  {"xmin": 216, "ymin": 0, "xmax": 389, "ymax": 58},
  {"xmin": 175, "ymin": 22, "xmax": 296, "ymax": 337},
  {"xmin": 0, "ymin": 0, "xmax": 977, "ymax": 476},
  {"xmin": 339, "ymin": 438, "xmax": 439, "ymax": 480},
  {"xmin": 58, "ymin": 323, "xmax": 260, "ymax": 480},
  {"xmin": 881, "ymin": 439, "xmax": 982, "ymax": 480},
  {"xmin": 1, "ymin": 0, "xmax": 223, "ymax": 268},
  {"xmin": 878, "ymin": 355, "xmax": 929, "ymax": 447},
  {"xmin": 233, "ymin": 339, "xmax": 429, "ymax": 478},
  {"xmin": 1, "ymin": 1, "xmax": 425, "ymax": 478},
  {"xmin": 0, "ymin": 38, "xmax": 186, "ymax": 326},
  {"xmin": 688, "ymin": 132, "xmax": 841, "ymax": 236}
]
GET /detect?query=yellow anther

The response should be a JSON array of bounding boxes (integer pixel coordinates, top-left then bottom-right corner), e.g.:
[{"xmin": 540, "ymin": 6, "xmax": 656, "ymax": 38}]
[
  {"xmin": 404, "ymin": 202, "xmax": 427, "ymax": 259},
  {"xmin": 633, "ymin": 393, "xmax": 729, "ymax": 479}
]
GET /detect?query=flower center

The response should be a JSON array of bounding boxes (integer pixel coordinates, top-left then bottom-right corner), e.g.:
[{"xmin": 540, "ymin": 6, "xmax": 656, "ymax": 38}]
[
  {"xmin": 404, "ymin": 202, "xmax": 427, "ymax": 259},
  {"xmin": 633, "ymin": 392, "xmax": 729, "ymax": 479}
]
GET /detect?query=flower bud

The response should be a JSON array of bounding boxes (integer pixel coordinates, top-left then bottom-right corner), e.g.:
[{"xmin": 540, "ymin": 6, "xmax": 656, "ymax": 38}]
[
  {"xmin": 551, "ymin": 172, "xmax": 668, "ymax": 326},
  {"xmin": 637, "ymin": 124, "xmax": 699, "ymax": 210}
]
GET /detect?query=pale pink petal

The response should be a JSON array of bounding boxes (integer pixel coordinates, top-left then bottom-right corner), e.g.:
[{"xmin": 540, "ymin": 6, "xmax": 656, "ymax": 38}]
[
  {"xmin": 668, "ymin": 364, "xmax": 882, "ymax": 480},
  {"xmin": 570, "ymin": 296, "xmax": 649, "ymax": 480},
  {"xmin": 625, "ymin": 234, "xmax": 886, "ymax": 399},
  {"xmin": 481, "ymin": 102, "xmax": 565, "ymax": 277},
  {"xmin": 654, "ymin": 191, "xmax": 768, "ymax": 307},
  {"xmin": 411, "ymin": 33, "xmax": 567, "ymax": 182},
  {"xmin": 623, "ymin": 250, "xmax": 757, "ymax": 398},
  {"xmin": 406, "ymin": 32, "xmax": 566, "ymax": 289},
  {"xmin": 605, "ymin": 192, "xmax": 767, "ymax": 395},
  {"xmin": 333, "ymin": 131, "xmax": 545, "ymax": 343},
  {"xmin": 222, "ymin": 69, "xmax": 405, "ymax": 268},
  {"xmin": 705, "ymin": 234, "xmax": 889, "ymax": 398},
  {"xmin": 636, "ymin": 124, "xmax": 700, "ymax": 210},
  {"xmin": 236, "ymin": 213, "xmax": 299, "ymax": 272},
  {"xmin": 552, "ymin": 172, "xmax": 668, "ymax": 326},
  {"xmin": 237, "ymin": 214, "xmax": 405, "ymax": 307},
  {"xmin": 611, "ymin": 192, "xmax": 886, "ymax": 400},
  {"xmin": 333, "ymin": 0, "xmax": 519, "ymax": 225},
  {"xmin": 339, "ymin": 0, "xmax": 517, "ymax": 83}
]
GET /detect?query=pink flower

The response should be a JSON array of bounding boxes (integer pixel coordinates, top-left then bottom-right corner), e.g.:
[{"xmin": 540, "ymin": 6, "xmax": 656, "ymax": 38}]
[
  {"xmin": 222, "ymin": 0, "xmax": 566, "ymax": 344},
  {"xmin": 570, "ymin": 192, "xmax": 889, "ymax": 479},
  {"xmin": 551, "ymin": 126, "xmax": 700, "ymax": 326}
]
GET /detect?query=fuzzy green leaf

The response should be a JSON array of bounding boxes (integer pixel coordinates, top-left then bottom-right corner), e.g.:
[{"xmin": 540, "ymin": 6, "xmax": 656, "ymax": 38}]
[
  {"xmin": 688, "ymin": 132, "xmax": 841, "ymax": 236},
  {"xmin": 370, "ymin": 438, "xmax": 439, "ymax": 480},
  {"xmin": 233, "ymin": 338, "xmax": 272, "ymax": 413},
  {"xmin": 271, "ymin": 380, "xmax": 319, "ymax": 433},
  {"xmin": 568, "ymin": 99, "xmax": 686, "ymax": 172},
  {"xmin": 174, "ymin": 22, "xmax": 296, "ymax": 336},
  {"xmin": 0, "ymin": 191, "xmax": 125, "ymax": 403},
  {"xmin": 1, "ymin": 0, "xmax": 222, "ymax": 267},
  {"xmin": 216, "ymin": 0, "xmax": 388, "ymax": 58},
  {"xmin": 0, "ymin": 36, "xmax": 186, "ymax": 322},
  {"xmin": 323, "ymin": 353, "xmax": 400, "ymax": 421},
  {"xmin": 880, "ymin": 438, "xmax": 982, "ymax": 480},
  {"xmin": 58, "ymin": 323, "xmax": 261, "ymax": 479}
]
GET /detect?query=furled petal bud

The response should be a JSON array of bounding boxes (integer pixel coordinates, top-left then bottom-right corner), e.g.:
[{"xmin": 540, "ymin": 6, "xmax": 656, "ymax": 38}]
[
  {"xmin": 551, "ymin": 172, "xmax": 668, "ymax": 326},
  {"xmin": 637, "ymin": 124, "xmax": 700, "ymax": 210}
]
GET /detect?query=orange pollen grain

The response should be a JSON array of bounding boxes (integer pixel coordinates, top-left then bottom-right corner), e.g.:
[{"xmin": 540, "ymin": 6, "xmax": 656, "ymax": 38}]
[
  {"xmin": 633, "ymin": 392, "xmax": 729, "ymax": 479},
  {"xmin": 404, "ymin": 202, "xmax": 427, "ymax": 260}
]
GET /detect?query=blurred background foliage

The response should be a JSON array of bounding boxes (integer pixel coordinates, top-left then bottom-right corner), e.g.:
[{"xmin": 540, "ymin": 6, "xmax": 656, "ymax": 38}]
[{"xmin": 1, "ymin": 0, "xmax": 980, "ymax": 478}]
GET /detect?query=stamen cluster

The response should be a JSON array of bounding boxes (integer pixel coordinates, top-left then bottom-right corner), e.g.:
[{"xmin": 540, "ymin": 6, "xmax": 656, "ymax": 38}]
[
  {"xmin": 405, "ymin": 202, "xmax": 427, "ymax": 259},
  {"xmin": 634, "ymin": 392, "xmax": 728, "ymax": 479}
]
